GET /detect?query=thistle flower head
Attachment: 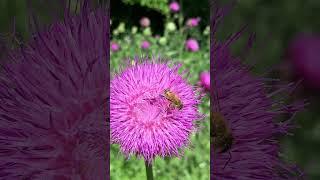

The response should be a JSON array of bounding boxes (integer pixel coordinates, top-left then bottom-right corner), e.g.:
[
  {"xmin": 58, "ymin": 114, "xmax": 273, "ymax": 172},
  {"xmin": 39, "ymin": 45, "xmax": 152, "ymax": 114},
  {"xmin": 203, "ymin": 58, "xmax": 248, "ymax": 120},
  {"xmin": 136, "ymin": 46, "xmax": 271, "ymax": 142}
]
[
  {"xmin": 199, "ymin": 71, "xmax": 210, "ymax": 91},
  {"xmin": 286, "ymin": 33, "xmax": 320, "ymax": 90},
  {"xmin": 185, "ymin": 38, "xmax": 200, "ymax": 52},
  {"xmin": 141, "ymin": 40, "xmax": 151, "ymax": 49},
  {"xmin": 142, "ymin": 28, "xmax": 152, "ymax": 36},
  {"xmin": 0, "ymin": 2, "xmax": 109, "ymax": 179},
  {"xmin": 110, "ymin": 57, "xmax": 203, "ymax": 163},
  {"xmin": 140, "ymin": 17, "xmax": 151, "ymax": 27},
  {"xmin": 131, "ymin": 26, "xmax": 138, "ymax": 34},
  {"xmin": 159, "ymin": 37, "xmax": 167, "ymax": 45},
  {"xmin": 211, "ymin": 1, "xmax": 305, "ymax": 179},
  {"xmin": 211, "ymin": 49, "xmax": 304, "ymax": 179},
  {"xmin": 169, "ymin": 1, "xmax": 180, "ymax": 12},
  {"xmin": 186, "ymin": 17, "xmax": 201, "ymax": 27},
  {"xmin": 111, "ymin": 41, "xmax": 120, "ymax": 52},
  {"xmin": 166, "ymin": 22, "xmax": 177, "ymax": 32}
]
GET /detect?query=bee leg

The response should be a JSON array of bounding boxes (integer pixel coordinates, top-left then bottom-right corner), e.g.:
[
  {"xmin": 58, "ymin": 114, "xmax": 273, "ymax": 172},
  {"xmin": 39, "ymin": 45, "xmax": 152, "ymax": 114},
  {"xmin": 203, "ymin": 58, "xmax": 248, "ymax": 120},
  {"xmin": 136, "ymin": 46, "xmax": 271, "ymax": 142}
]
[
  {"xmin": 169, "ymin": 103, "xmax": 176, "ymax": 110},
  {"xmin": 165, "ymin": 103, "xmax": 173, "ymax": 112},
  {"xmin": 159, "ymin": 94, "xmax": 165, "ymax": 99},
  {"xmin": 222, "ymin": 151, "xmax": 232, "ymax": 169}
]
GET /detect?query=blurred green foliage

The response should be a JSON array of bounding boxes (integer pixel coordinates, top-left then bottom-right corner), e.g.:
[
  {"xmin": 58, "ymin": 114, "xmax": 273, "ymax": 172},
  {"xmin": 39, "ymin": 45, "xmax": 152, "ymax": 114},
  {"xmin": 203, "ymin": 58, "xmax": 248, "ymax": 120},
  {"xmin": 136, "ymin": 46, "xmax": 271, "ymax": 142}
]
[
  {"xmin": 0, "ymin": 0, "xmax": 28, "ymax": 41},
  {"xmin": 122, "ymin": 0, "xmax": 169, "ymax": 15},
  {"xmin": 111, "ymin": 0, "xmax": 209, "ymax": 36}
]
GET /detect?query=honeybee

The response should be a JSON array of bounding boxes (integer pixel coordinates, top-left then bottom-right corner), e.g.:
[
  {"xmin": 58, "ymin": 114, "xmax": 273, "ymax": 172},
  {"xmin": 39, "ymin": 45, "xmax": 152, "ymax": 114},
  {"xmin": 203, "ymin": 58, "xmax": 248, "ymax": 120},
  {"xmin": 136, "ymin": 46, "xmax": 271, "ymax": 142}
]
[
  {"xmin": 211, "ymin": 111, "xmax": 234, "ymax": 153},
  {"xmin": 211, "ymin": 65, "xmax": 234, "ymax": 169},
  {"xmin": 211, "ymin": 111, "xmax": 234, "ymax": 169},
  {"xmin": 163, "ymin": 89, "xmax": 183, "ymax": 110}
]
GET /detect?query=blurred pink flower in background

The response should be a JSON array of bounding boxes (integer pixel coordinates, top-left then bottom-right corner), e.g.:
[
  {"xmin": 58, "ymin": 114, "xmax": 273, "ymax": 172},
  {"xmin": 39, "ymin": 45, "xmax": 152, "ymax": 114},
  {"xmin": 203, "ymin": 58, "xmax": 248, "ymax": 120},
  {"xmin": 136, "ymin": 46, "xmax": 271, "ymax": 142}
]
[
  {"xmin": 141, "ymin": 40, "xmax": 151, "ymax": 49},
  {"xmin": 286, "ymin": 33, "xmax": 320, "ymax": 90},
  {"xmin": 185, "ymin": 38, "xmax": 199, "ymax": 52},
  {"xmin": 199, "ymin": 71, "xmax": 210, "ymax": 91},
  {"xmin": 111, "ymin": 41, "xmax": 120, "ymax": 52},
  {"xmin": 186, "ymin": 17, "xmax": 201, "ymax": 27},
  {"xmin": 169, "ymin": 1, "xmax": 180, "ymax": 12},
  {"xmin": 139, "ymin": 17, "xmax": 150, "ymax": 27}
]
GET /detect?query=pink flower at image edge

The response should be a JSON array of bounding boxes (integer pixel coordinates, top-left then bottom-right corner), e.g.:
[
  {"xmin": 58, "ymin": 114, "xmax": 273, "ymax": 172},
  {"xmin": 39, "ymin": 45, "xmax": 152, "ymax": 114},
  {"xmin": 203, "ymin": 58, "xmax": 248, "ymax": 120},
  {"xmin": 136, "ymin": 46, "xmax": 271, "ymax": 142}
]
[
  {"xmin": 140, "ymin": 17, "xmax": 150, "ymax": 27},
  {"xmin": 186, "ymin": 17, "xmax": 201, "ymax": 27},
  {"xmin": 287, "ymin": 33, "xmax": 320, "ymax": 89},
  {"xmin": 185, "ymin": 38, "xmax": 199, "ymax": 52},
  {"xmin": 141, "ymin": 41, "xmax": 151, "ymax": 49},
  {"xmin": 169, "ymin": 1, "xmax": 180, "ymax": 12},
  {"xmin": 111, "ymin": 42, "xmax": 120, "ymax": 52},
  {"xmin": 199, "ymin": 71, "xmax": 210, "ymax": 91}
]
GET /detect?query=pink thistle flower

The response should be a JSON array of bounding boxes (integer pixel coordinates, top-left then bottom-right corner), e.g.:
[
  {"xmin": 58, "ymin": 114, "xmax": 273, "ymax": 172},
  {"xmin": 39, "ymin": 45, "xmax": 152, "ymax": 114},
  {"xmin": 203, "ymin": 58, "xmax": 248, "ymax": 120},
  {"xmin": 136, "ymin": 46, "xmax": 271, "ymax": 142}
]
[
  {"xmin": 169, "ymin": 1, "xmax": 180, "ymax": 12},
  {"xmin": 199, "ymin": 71, "xmax": 210, "ymax": 91},
  {"xmin": 211, "ymin": 2, "xmax": 305, "ymax": 179},
  {"xmin": 141, "ymin": 40, "xmax": 151, "ymax": 49},
  {"xmin": 186, "ymin": 17, "xmax": 201, "ymax": 27},
  {"xmin": 110, "ymin": 57, "xmax": 203, "ymax": 163},
  {"xmin": 0, "ymin": 2, "xmax": 109, "ymax": 179},
  {"xmin": 139, "ymin": 17, "xmax": 151, "ymax": 27},
  {"xmin": 185, "ymin": 38, "xmax": 200, "ymax": 52},
  {"xmin": 211, "ymin": 48, "xmax": 305, "ymax": 179},
  {"xmin": 111, "ymin": 41, "xmax": 120, "ymax": 52},
  {"xmin": 286, "ymin": 33, "xmax": 320, "ymax": 90}
]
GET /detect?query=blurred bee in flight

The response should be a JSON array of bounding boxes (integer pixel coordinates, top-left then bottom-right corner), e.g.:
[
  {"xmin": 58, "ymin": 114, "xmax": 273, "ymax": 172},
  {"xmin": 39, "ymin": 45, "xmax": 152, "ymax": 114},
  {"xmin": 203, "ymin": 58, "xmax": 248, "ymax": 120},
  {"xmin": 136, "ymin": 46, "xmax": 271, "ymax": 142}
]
[
  {"xmin": 211, "ymin": 71, "xmax": 234, "ymax": 169},
  {"xmin": 211, "ymin": 111, "xmax": 234, "ymax": 158}
]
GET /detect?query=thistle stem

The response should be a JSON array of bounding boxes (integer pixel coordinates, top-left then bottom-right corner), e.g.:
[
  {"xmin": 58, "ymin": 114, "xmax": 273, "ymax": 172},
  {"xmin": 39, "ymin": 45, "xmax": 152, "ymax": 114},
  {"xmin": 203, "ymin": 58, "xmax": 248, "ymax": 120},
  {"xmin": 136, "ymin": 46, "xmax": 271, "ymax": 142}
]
[{"xmin": 145, "ymin": 161, "xmax": 154, "ymax": 180}]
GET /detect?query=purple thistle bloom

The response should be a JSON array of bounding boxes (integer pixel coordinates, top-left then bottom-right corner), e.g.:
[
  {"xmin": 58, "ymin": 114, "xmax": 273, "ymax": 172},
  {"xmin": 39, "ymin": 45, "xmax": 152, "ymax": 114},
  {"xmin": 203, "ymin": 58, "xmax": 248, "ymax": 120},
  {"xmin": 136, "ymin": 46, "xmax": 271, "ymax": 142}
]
[
  {"xmin": 141, "ymin": 40, "xmax": 151, "ymax": 49},
  {"xmin": 186, "ymin": 17, "xmax": 201, "ymax": 27},
  {"xmin": 185, "ymin": 38, "xmax": 200, "ymax": 52},
  {"xmin": 211, "ymin": 49, "xmax": 305, "ymax": 179},
  {"xmin": 169, "ymin": 1, "xmax": 180, "ymax": 12},
  {"xmin": 286, "ymin": 33, "xmax": 320, "ymax": 90},
  {"xmin": 211, "ymin": 1, "xmax": 305, "ymax": 179},
  {"xmin": 139, "ymin": 17, "xmax": 151, "ymax": 28},
  {"xmin": 111, "ymin": 41, "xmax": 120, "ymax": 52},
  {"xmin": 0, "ymin": 2, "xmax": 109, "ymax": 179},
  {"xmin": 199, "ymin": 71, "xmax": 210, "ymax": 91},
  {"xmin": 110, "ymin": 57, "xmax": 203, "ymax": 164}
]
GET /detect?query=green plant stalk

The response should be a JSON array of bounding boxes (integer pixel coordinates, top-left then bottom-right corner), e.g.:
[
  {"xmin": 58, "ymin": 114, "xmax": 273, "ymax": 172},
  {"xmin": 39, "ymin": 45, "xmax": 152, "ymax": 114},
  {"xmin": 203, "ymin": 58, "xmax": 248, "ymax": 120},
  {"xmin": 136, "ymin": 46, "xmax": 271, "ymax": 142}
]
[{"xmin": 145, "ymin": 161, "xmax": 154, "ymax": 180}]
